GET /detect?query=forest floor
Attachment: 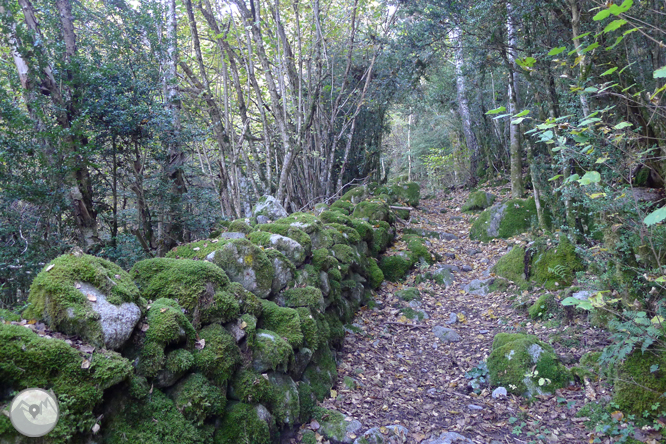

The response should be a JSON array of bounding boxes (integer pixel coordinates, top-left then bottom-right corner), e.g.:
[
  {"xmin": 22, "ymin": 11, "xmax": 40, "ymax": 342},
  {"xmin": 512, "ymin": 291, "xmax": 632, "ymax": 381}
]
[{"xmin": 302, "ymin": 188, "xmax": 638, "ymax": 444}]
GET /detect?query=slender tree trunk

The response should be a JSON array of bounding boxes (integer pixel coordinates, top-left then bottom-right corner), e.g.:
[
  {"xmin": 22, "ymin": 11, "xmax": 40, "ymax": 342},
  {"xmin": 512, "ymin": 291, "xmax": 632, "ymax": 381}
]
[
  {"xmin": 569, "ymin": 0, "xmax": 591, "ymax": 116},
  {"xmin": 506, "ymin": 1, "xmax": 524, "ymax": 198},
  {"xmin": 450, "ymin": 26, "xmax": 480, "ymax": 188},
  {"xmin": 407, "ymin": 111, "xmax": 413, "ymax": 182}
]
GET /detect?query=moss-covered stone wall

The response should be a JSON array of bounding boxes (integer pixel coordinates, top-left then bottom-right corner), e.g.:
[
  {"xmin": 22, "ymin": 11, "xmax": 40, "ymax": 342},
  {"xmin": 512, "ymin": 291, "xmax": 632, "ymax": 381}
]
[{"xmin": 1, "ymin": 183, "xmax": 420, "ymax": 444}]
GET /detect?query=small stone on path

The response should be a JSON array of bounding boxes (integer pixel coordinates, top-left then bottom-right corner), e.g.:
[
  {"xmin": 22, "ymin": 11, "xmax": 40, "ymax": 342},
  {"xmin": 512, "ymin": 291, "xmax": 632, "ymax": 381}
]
[
  {"xmin": 492, "ymin": 387, "xmax": 508, "ymax": 398},
  {"xmin": 432, "ymin": 326, "xmax": 461, "ymax": 343}
]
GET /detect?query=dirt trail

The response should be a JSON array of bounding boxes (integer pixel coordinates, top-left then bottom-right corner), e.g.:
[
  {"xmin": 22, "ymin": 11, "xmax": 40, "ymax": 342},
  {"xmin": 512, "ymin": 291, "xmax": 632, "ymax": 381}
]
[{"xmin": 318, "ymin": 189, "xmax": 601, "ymax": 444}]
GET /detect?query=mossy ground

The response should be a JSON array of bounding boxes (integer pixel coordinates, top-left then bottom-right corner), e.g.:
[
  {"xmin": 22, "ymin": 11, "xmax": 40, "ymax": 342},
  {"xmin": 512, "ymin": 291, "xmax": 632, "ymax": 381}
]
[
  {"xmin": 614, "ymin": 349, "xmax": 666, "ymax": 415},
  {"xmin": 532, "ymin": 236, "xmax": 584, "ymax": 289}
]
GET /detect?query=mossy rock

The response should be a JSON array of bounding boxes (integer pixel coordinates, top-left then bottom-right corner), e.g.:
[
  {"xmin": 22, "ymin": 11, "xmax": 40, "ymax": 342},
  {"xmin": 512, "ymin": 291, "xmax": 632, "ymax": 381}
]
[
  {"xmin": 532, "ymin": 237, "xmax": 584, "ymax": 290},
  {"xmin": 320, "ymin": 210, "xmax": 352, "ymax": 226},
  {"xmin": 229, "ymin": 369, "xmax": 277, "ymax": 406},
  {"xmin": 324, "ymin": 223, "xmax": 362, "ymax": 245},
  {"xmin": 168, "ymin": 373, "xmax": 225, "ymax": 425},
  {"xmin": 352, "ymin": 199, "xmax": 392, "ymax": 223},
  {"xmin": 470, "ymin": 198, "xmax": 541, "ymax": 242},
  {"xmin": 165, "ymin": 238, "xmax": 221, "ymax": 259},
  {"xmin": 396, "ymin": 287, "xmax": 420, "ymax": 301},
  {"xmin": 253, "ymin": 195, "xmax": 289, "ymax": 220},
  {"xmin": 278, "ymin": 286, "xmax": 325, "ymax": 312},
  {"xmin": 330, "ymin": 199, "xmax": 355, "ymax": 215},
  {"xmin": 350, "ymin": 219, "xmax": 374, "ymax": 242},
  {"xmin": 259, "ymin": 300, "xmax": 303, "ymax": 348},
  {"xmin": 252, "ymin": 329, "xmax": 294, "ymax": 373},
  {"xmin": 227, "ymin": 282, "xmax": 263, "ymax": 318},
  {"xmin": 340, "ymin": 186, "xmax": 369, "ymax": 204},
  {"xmin": 370, "ymin": 222, "xmax": 393, "ymax": 256},
  {"xmin": 367, "ymin": 259, "xmax": 384, "ymax": 289},
  {"xmin": 614, "ymin": 349, "xmax": 666, "ymax": 415},
  {"xmin": 139, "ymin": 298, "xmax": 197, "ymax": 378},
  {"xmin": 194, "ymin": 323, "xmax": 240, "ymax": 385},
  {"xmin": 296, "ymin": 307, "xmax": 324, "ymax": 351},
  {"xmin": 312, "ymin": 248, "xmax": 339, "ymax": 272},
  {"xmin": 312, "ymin": 406, "xmax": 360, "ymax": 443},
  {"xmin": 266, "ymin": 372, "xmax": 300, "ymax": 426},
  {"xmin": 487, "ymin": 333, "xmax": 571, "ymax": 397},
  {"xmin": 131, "ymin": 258, "xmax": 237, "ymax": 328},
  {"xmin": 379, "ymin": 253, "xmax": 413, "ymax": 282},
  {"xmin": 403, "ymin": 234, "xmax": 434, "ymax": 265},
  {"xmin": 215, "ymin": 402, "xmax": 275, "ymax": 444},
  {"xmin": 492, "ymin": 246, "xmax": 528, "ymax": 288},
  {"xmin": 0, "ymin": 308, "xmax": 20, "ymax": 322},
  {"xmin": 273, "ymin": 212, "xmax": 322, "ymax": 234},
  {"xmin": 302, "ymin": 347, "xmax": 338, "ymax": 401},
  {"xmin": 462, "ymin": 191, "xmax": 496, "ymax": 212},
  {"xmin": 24, "ymin": 251, "xmax": 142, "ymax": 350},
  {"xmin": 389, "ymin": 182, "xmax": 420, "ymax": 208},
  {"xmin": 0, "ymin": 323, "xmax": 133, "ymax": 443},
  {"xmin": 528, "ymin": 294, "xmax": 560, "ymax": 319},
  {"xmin": 155, "ymin": 348, "xmax": 194, "ymax": 388},
  {"xmin": 104, "ymin": 389, "xmax": 208, "ymax": 444},
  {"xmin": 254, "ymin": 223, "xmax": 312, "ymax": 257},
  {"xmin": 247, "ymin": 231, "xmax": 306, "ymax": 266},
  {"xmin": 208, "ymin": 239, "xmax": 274, "ymax": 298},
  {"xmin": 229, "ymin": 219, "xmax": 254, "ymax": 234},
  {"xmin": 331, "ymin": 243, "xmax": 360, "ymax": 267}
]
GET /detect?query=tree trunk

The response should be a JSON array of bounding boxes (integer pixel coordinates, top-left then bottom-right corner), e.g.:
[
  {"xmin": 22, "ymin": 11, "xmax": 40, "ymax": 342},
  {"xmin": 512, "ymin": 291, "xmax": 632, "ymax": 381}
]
[
  {"xmin": 569, "ymin": 0, "xmax": 590, "ymax": 116},
  {"xmin": 506, "ymin": 1, "xmax": 524, "ymax": 198},
  {"xmin": 450, "ymin": 26, "xmax": 480, "ymax": 188}
]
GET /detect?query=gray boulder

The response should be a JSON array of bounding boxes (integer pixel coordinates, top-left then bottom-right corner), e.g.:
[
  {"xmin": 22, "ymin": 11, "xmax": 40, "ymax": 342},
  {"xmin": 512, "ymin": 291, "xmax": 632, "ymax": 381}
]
[
  {"xmin": 268, "ymin": 373, "xmax": 300, "ymax": 426},
  {"xmin": 424, "ymin": 432, "xmax": 474, "ymax": 444},
  {"xmin": 463, "ymin": 278, "xmax": 495, "ymax": 296},
  {"xmin": 354, "ymin": 425, "xmax": 409, "ymax": 444},
  {"xmin": 433, "ymin": 326, "xmax": 462, "ymax": 343},
  {"xmin": 317, "ymin": 409, "xmax": 363, "ymax": 444},
  {"xmin": 77, "ymin": 283, "xmax": 141, "ymax": 350},
  {"xmin": 266, "ymin": 234, "xmax": 305, "ymax": 266},
  {"xmin": 253, "ymin": 195, "xmax": 288, "ymax": 220},
  {"xmin": 207, "ymin": 239, "xmax": 274, "ymax": 298}
]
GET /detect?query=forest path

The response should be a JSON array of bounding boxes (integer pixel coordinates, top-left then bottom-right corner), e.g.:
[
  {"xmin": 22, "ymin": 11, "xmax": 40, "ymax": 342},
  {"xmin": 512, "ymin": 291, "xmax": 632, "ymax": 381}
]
[{"xmin": 315, "ymin": 189, "xmax": 601, "ymax": 444}]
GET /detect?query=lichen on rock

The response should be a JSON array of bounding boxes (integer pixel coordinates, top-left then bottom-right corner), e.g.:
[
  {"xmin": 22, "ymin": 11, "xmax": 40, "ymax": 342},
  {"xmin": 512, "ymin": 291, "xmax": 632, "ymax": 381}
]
[{"xmin": 207, "ymin": 238, "xmax": 274, "ymax": 298}]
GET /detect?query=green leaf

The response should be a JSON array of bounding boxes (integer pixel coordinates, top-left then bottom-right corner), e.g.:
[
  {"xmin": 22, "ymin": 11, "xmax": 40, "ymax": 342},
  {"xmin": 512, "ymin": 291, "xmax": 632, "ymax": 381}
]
[
  {"xmin": 596, "ymin": 157, "xmax": 609, "ymax": 164},
  {"xmin": 593, "ymin": 9, "xmax": 611, "ymax": 21},
  {"xmin": 511, "ymin": 117, "xmax": 527, "ymax": 125},
  {"xmin": 572, "ymin": 134, "xmax": 591, "ymax": 143},
  {"xmin": 614, "ymin": 122, "xmax": 633, "ymax": 130},
  {"xmin": 600, "ymin": 67, "xmax": 618, "ymax": 76},
  {"xmin": 513, "ymin": 110, "xmax": 530, "ymax": 118},
  {"xmin": 609, "ymin": 0, "xmax": 633, "ymax": 15},
  {"xmin": 492, "ymin": 113, "xmax": 512, "ymax": 119},
  {"xmin": 644, "ymin": 206, "xmax": 666, "ymax": 226},
  {"xmin": 548, "ymin": 47, "xmax": 567, "ymax": 56},
  {"xmin": 562, "ymin": 297, "xmax": 593, "ymax": 310},
  {"xmin": 623, "ymin": 27, "xmax": 640, "ymax": 36},
  {"xmin": 486, "ymin": 106, "xmax": 506, "ymax": 115},
  {"xmin": 579, "ymin": 117, "xmax": 602, "ymax": 126},
  {"xmin": 573, "ymin": 32, "xmax": 592, "ymax": 40},
  {"xmin": 582, "ymin": 42, "xmax": 600, "ymax": 54},
  {"xmin": 604, "ymin": 19, "xmax": 627, "ymax": 33},
  {"xmin": 606, "ymin": 36, "xmax": 625, "ymax": 50},
  {"xmin": 584, "ymin": 87, "xmax": 599, "ymax": 93},
  {"xmin": 548, "ymin": 175, "xmax": 563, "ymax": 182},
  {"xmin": 577, "ymin": 171, "xmax": 601, "ymax": 185},
  {"xmin": 650, "ymin": 364, "xmax": 660, "ymax": 373},
  {"xmin": 654, "ymin": 66, "xmax": 666, "ymax": 79},
  {"xmin": 516, "ymin": 57, "xmax": 537, "ymax": 69}
]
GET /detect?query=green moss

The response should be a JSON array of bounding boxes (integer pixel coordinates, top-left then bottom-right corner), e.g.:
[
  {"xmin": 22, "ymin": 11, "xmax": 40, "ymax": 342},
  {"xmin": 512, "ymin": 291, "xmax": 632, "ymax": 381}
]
[
  {"xmin": 281, "ymin": 286, "xmax": 325, "ymax": 311},
  {"xmin": 470, "ymin": 198, "xmax": 541, "ymax": 242},
  {"xmin": 194, "ymin": 323, "xmax": 241, "ymax": 385},
  {"xmin": 370, "ymin": 222, "xmax": 392, "ymax": 255},
  {"xmin": 298, "ymin": 382, "xmax": 317, "ymax": 423},
  {"xmin": 312, "ymin": 248, "xmax": 339, "ymax": 271},
  {"xmin": 231, "ymin": 369, "xmax": 276, "ymax": 405},
  {"xmin": 273, "ymin": 212, "xmax": 321, "ymax": 231},
  {"xmin": 170, "ymin": 373, "xmax": 226, "ymax": 425},
  {"xmin": 323, "ymin": 312, "xmax": 345, "ymax": 347},
  {"xmin": 487, "ymin": 333, "xmax": 571, "ymax": 396},
  {"xmin": 330, "ymin": 199, "xmax": 355, "ymax": 215},
  {"xmin": 320, "ymin": 210, "xmax": 352, "ymax": 226},
  {"xmin": 367, "ymin": 259, "xmax": 384, "ymax": 289},
  {"xmin": 215, "ymin": 402, "xmax": 274, "ymax": 444},
  {"xmin": 0, "ymin": 323, "xmax": 132, "ymax": 443},
  {"xmin": 390, "ymin": 182, "xmax": 420, "ymax": 207},
  {"xmin": 528, "ymin": 294, "xmax": 560, "ymax": 319},
  {"xmin": 351, "ymin": 219, "xmax": 374, "ymax": 242},
  {"xmin": 331, "ymin": 244, "xmax": 359, "ymax": 266},
  {"xmin": 0, "ymin": 308, "xmax": 20, "ymax": 321},
  {"xmin": 379, "ymin": 254, "xmax": 413, "ymax": 282},
  {"xmin": 105, "ymin": 389, "xmax": 207, "ymax": 444},
  {"xmin": 254, "ymin": 223, "xmax": 312, "ymax": 255},
  {"xmin": 241, "ymin": 313, "xmax": 258, "ymax": 347},
  {"xmin": 165, "ymin": 238, "xmax": 221, "ymax": 259},
  {"xmin": 341, "ymin": 186, "xmax": 368, "ymax": 203},
  {"xmin": 131, "ymin": 258, "xmax": 236, "ymax": 327},
  {"xmin": 462, "ymin": 191, "xmax": 496, "ymax": 212},
  {"xmin": 302, "ymin": 430, "xmax": 317, "ymax": 444},
  {"xmin": 129, "ymin": 375, "xmax": 151, "ymax": 399},
  {"xmin": 403, "ymin": 234, "xmax": 434, "ymax": 264},
  {"xmin": 614, "ymin": 349, "xmax": 666, "ymax": 415},
  {"xmin": 312, "ymin": 406, "xmax": 350, "ymax": 442},
  {"xmin": 492, "ymin": 247, "xmax": 528, "ymax": 289},
  {"xmin": 209, "ymin": 238, "xmax": 274, "ymax": 299},
  {"xmin": 165, "ymin": 348, "xmax": 194, "ymax": 375},
  {"xmin": 401, "ymin": 307, "xmax": 425, "ymax": 321},
  {"xmin": 260, "ymin": 300, "xmax": 303, "ymax": 348},
  {"xmin": 532, "ymin": 237, "xmax": 584, "ymax": 289},
  {"xmin": 303, "ymin": 347, "xmax": 338, "ymax": 401},
  {"xmin": 324, "ymin": 223, "xmax": 362, "ymax": 245},
  {"xmin": 23, "ymin": 252, "xmax": 140, "ymax": 347},
  {"xmin": 352, "ymin": 199, "xmax": 391, "ymax": 222},
  {"xmin": 229, "ymin": 219, "xmax": 254, "ymax": 234},
  {"xmin": 296, "ymin": 307, "xmax": 321, "ymax": 351},
  {"xmin": 396, "ymin": 287, "xmax": 420, "ymax": 301},
  {"xmin": 252, "ymin": 329, "xmax": 294, "ymax": 372},
  {"xmin": 228, "ymin": 282, "xmax": 263, "ymax": 317}
]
